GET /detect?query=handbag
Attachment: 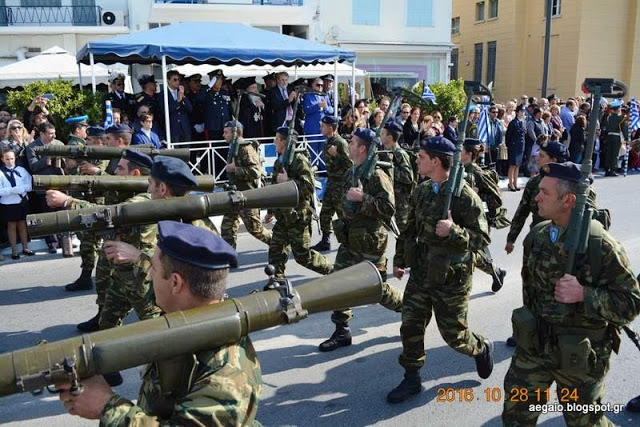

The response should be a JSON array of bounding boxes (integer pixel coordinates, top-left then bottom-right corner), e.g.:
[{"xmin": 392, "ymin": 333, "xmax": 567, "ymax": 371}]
[{"xmin": 498, "ymin": 143, "xmax": 508, "ymax": 160}]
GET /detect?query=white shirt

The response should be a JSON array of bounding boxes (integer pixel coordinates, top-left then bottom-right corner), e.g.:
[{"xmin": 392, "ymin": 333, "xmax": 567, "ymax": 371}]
[{"xmin": 0, "ymin": 165, "xmax": 32, "ymax": 205}]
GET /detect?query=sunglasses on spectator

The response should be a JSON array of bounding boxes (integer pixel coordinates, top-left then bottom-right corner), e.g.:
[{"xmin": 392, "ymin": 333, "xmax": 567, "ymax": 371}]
[
  {"xmin": 490, "ymin": 110, "xmax": 498, "ymax": 113},
  {"xmin": 402, "ymin": 111, "xmax": 410, "ymax": 114},
  {"xmin": 10, "ymin": 126, "xmax": 22, "ymax": 130}
]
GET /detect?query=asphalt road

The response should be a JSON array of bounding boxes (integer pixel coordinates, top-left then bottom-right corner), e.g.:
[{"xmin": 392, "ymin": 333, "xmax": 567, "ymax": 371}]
[{"xmin": 1, "ymin": 174, "xmax": 639, "ymax": 426}]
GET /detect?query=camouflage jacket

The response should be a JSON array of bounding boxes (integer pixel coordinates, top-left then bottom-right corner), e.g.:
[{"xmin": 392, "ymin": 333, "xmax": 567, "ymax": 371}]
[
  {"xmin": 464, "ymin": 162, "xmax": 503, "ymax": 218},
  {"xmin": 270, "ymin": 152, "xmax": 315, "ymax": 223},
  {"xmin": 389, "ymin": 145, "xmax": 414, "ymax": 195},
  {"xmin": 340, "ymin": 164, "xmax": 395, "ymax": 229},
  {"xmin": 507, "ymin": 175, "xmax": 598, "ymax": 244},
  {"xmin": 229, "ymin": 139, "xmax": 262, "ymax": 191},
  {"xmin": 394, "ymin": 179, "xmax": 490, "ymax": 269},
  {"xmin": 522, "ymin": 221, "xmax": 640, "ymax": 328},
  {"xmin": 323, "ymin": 134, "xmax": 352, "ymax": 180},
  {"xmin": 101, "ymin": 336, "xmax": 262, "ymax": 427}
]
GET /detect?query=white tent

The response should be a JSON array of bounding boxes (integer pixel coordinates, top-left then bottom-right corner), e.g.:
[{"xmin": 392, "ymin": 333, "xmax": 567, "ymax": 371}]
[{"xmin": 0, "ymin": 46, "xmax": 111, "ymax": 89}]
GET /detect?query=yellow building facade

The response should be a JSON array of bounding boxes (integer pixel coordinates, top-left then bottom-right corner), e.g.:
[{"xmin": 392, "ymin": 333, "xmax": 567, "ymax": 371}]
[{"xmin": 451, "ymin": 0, "xmax": 640, "ymax": 102}]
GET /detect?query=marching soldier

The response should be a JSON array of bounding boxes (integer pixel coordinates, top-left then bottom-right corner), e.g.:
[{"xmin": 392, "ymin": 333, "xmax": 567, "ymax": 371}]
[
  {"xmin": 221, "ymin": 120, "xmax": 272, "ymax": 249},
  {"xmin": 389, "ymin": 136, "xmax": 493, "ymax": 403},
  {"xmin": 311, "ymin": 115, "xmax": 352, "ymax": 252}
]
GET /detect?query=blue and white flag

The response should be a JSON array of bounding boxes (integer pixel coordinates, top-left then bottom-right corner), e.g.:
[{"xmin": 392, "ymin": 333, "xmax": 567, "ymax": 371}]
[
  {"xmin": 477, "ymin": 101, "xmax": 490, "ymax": 144},
  {"xmin": 630, "ymin": 97, "xmax": 640, "ymax": 133},
  {"xmin": 347, "ymin": 80, "xmax": 357, "ymax": 98},
  {"xmin": 104, "ymin": 100, "xmax": 114, "ymax": 128},
  {"xmin": 421, "ymin": 82, "xmax": 436, "ymax": 103}
]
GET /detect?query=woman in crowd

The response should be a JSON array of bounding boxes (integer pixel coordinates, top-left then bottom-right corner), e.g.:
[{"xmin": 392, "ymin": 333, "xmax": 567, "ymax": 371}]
[
  {"xmin": 370, "ymin": 108, "xmax": 385, "ymax": 134},
  {"xmin": 338, "ymin": 107, "xmax": 359, "ymax": 139},
  {"xmin": 0, "ymin": 148, "xmax": 33, "ymax": 259},
  {"xmin": 505, "ymin": 104, "xmax": 526, "ymax": 191},
  {"xmin": 403, "ymin": 107, "xmax": 421, "ymax": 147},
  {"xmin": 132, "ymin": 113, "xmax": 162, "ymax": 149},
  {"xmin": 504, "ymin": 101, "xmax": 516, "ymax": 127},
  {"xmin": 419, "ymin": 114, "xmax": 435, "ymax": 140},
  {"xmin": 569, "ymin": 114, "xmax": 587, "ymax": 163},
  {"xmin": 354, "ymin": 99, "xmax": 370, "ymax": 128},
  {"xmin": 549, "ymin": 104, "xmax": 564, "ymax": 136},
  {"xmin": 0, "ymin": 119, "xmax": 30, "ymax": 169},
  {"xmin": 397, "ymin": 103, "xmax": 411, "ymax": 125},
  {"xmin": 431, "ymin": 111, "xmax": 444, "ymax": 135}
]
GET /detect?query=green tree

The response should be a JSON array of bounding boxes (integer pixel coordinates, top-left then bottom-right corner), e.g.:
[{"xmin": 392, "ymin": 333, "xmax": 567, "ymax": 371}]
[
  {"xmin": 411, "ymin": 79, "xmax": 467, "ymax": 121},
  {"xmin": 7, "ymin": 79, "xmax": 103, "ymax": 139}
]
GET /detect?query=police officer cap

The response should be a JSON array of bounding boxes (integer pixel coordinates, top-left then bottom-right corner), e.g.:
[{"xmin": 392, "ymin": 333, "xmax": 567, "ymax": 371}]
[
  {"xmin": 151, "ymin": 156, "xmax": 198, "ymax": 189},
  {"xmin": 610, "ymin": 99, "xmax": 622, "ymax": 109},
  {"xmin": 87, "ymin": 126, "xmax": 105, "ymax": 137},
  {"xmin": 223, "ymin": 120, "xmax": 244, "ymax": 130},
  {"xmin": 208, "ymin": 69, "xmax": 225, "ymax": 79},
  {"xmin": 109, "ymin": 72, "xmax": 125, "ymax": 84},
  {"xmin": 419, "ymin": 136, "xmax": 456, "ymax": 156},
  {"xmin": 138, "ymin": 74, "xmax": 156, "ymax": 86},
  {"xmin": 383, "ymin": 118, "xmax": 403, "ymax": 134},
  {"xmin": 65, "ymin": 115, "xmax": 89, "ymax": 125},
  {"xmin": 105, "ymin": 124, "xmax": 132, "ymax": 134},
  {"xmin": 290, "ymin": 78, "xmax": 307, "ymax": 88},
  {"xmin": 276, "ymin": 126, "xmax": 298, "ymax": 137},
  {"xmin": 463, "ymin": 138, "xmax": 483, "ymax": 148},
  {"xmin": 539, "ymin": 140, "xmax": 569, "ymax": 162},
  {"xmin": 157, "ymin": 221, "xmax": 238, "ymax": 270},
  {"xmin": 235, "ymin": 76, "xmax": 256, "ymax": 90},
  {"xmin": 186, "ymin": 73, "xmax": 202, "ymax": 81},
  {"xmin": 264, "ymin": 72, "xmax": 277, "ymax": 81},
  {"xmin": 539, "ymin": 162, "xmax": 583, "ymax": 183},
  {"xmin": 321, "ymin": 74, "xmax": 335, "ymax": 82},
  {"xmin": 123, "ymin": 149, "xmax": 153, "ymax": 169},
  {"xmin": 353, "ymin": 127, "xmax": 377, "ymax": 144},
  {"xmin": 321, "ymin": 115, "xmax": 339, "ymax": 125}
]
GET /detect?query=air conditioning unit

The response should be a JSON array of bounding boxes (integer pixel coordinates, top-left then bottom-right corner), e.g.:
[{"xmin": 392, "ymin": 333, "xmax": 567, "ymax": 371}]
[{"xmin": 102, "ymin": 10, "xmax": 126, "ymax": 26}]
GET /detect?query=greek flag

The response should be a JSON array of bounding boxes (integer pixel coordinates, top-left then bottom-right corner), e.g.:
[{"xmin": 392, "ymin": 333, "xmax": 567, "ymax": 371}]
[
  {"xmin": 421, "ymin": 82, "xmax": 436, "ymax": 103},
  {"xmin": 347, "ymin": 80, "xmax": 357, "ymax": 98},
  {"xmin": 477, "ymin": 104, "xmax": 490, "ymax": 144},
  {"xmin": 630, "ymin": 97, "xmax": 640, "ymax": 133},
  {"xmin": 104, "ymin": 100, "xmax": 114, "ymax": 128}
]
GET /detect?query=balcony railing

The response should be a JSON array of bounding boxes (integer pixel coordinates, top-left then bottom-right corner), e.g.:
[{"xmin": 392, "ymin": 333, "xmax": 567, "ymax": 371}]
[
  {"xmin": 154, "ymin": 0, "xmax": 303, "ymax": 5},
  {"xmin": 0, "ymin": 6, "xmax": 103, "ymax": 27}
]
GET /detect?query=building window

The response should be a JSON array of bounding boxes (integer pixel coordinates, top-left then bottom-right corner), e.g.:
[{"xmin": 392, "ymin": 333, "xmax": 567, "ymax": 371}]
[
  {"xmin": 552, "ymin": 0, "xmax": 561, "ymax": 16},
  {"xmin": 489, "ymin": 0, "xmax": 498, "ymax": 18},
  {"xmin": 474, "ymin": 43, "xmax": 483, "ymax": 82},
  {"xmin": 407, "ymin": 0, "xmax": 433, "ymax": 27},
  {"xmin": 451, "ymin": 16, "xmax": 460, "ymax": 35},
  {"xmin": 353, "ymin": 0, "xmax": 380, "ymax": 26},
  {"xmin": 486, "ymin": 41, "xmax": 496, "ymax": 85},
  {"xmin": 451, "ymin": 48, "xmax": 459, "ymax": 80},
  {"xmin": 475, "ymin": 1, "xmax": 485, "ymax": 21},
  {"xmin": 21, "ymin": 0, "xmax": 62, "ymax": 5}
]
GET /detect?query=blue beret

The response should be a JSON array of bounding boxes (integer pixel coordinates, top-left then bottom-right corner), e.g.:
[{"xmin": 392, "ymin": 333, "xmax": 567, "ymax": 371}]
[
  {"xmin": 151, "ymin": 156, "xmax": 197, "ymax": 189},
  {"xmin": 223, "ymin": 120, "xmax": 243, "ymax": 130},
  {"xmin": 539, "ymin": 140, "xmax": 569, "ymax": 162},
  {"xmin": 420, "ymin": 136, "xmax": 456, "ymax": 156},
  {"xmin": 157, "ymin": 221, "xmax": 237, "ymax": 270},
  {"xmin": 463, "ymin": 138, "xmax": 483, "ymax": 147},
  {"xmin": 539, "ymin": 162, "xmax": 583, "ymax": 183},
  {"xmin": 123, "ymin": 149, "xmax": 153, "ymax": 169},
  {"xmin": 276, "ymin": 126, "xmax": 298, "ymax": 137},
  {"xmin": 610, "ymin": 99, "xmax": 622, "ymax": 108},
  {"xmin": 321, "ymin": 115, "xmax": 339, "ymax": 125},
  {"xmin": 86, "ymin": 126, "xmax": 105, "ymax": 137},
  {"xmin": 65, "ymin": 115, "xmax": 89, "ymax": 125},
  {"xmin": 383, "ymin": 118, "xmax": 403, "ymax": 134},
  {"xmin": 353, "ymin": 127, "xmax": 377, "ymax": 144},
  {"xmin": 105, "ymin": 124, "xmax": 132, "ymax": 134},
  {"xmin": 467, "ymin": 104, "xmax": 478, "ymax": 113}
]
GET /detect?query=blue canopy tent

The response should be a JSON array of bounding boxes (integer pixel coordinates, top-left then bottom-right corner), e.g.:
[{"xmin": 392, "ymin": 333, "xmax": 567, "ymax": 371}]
[{"xmin": 77, "ymin": 22, "xmax": 357, "ymax": 145}]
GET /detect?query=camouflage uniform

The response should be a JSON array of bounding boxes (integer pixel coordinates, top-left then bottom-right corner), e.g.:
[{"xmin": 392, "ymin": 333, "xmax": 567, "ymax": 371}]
[
  {"xmin": 506, "ymin": 175, "xmax": 597, "ymax": 245},
  {"xmin": 502, "ymin": 221, "xmax": 640, "ymax": 426},
  {"xmin": 393, "ymin": 179, "xmax": 490, "ymax": 372},
  {"xmin": 329, "ymin": 164, "xmax": 404, "ymax": 328},
  {"xmin": 268, "ymin": 152, "xmax": 333, "ymax": 277},
  {"xmin": 221, "ymin": 139, "xmax": 271, "ymax": 249},
  {"xmin": 70, "ymin": 193, "xmax": 161, "ymax": 329},
  {"xmin": 390, "ymin": 145, "xmax": 415, "ymax": 260},
  {"xmin": 318, "ymin": 134, "xmax": 352, "ymax": 236},
  {"xmin": 101, "ymin": 336, "xmax": 262, "ymax": 426}
]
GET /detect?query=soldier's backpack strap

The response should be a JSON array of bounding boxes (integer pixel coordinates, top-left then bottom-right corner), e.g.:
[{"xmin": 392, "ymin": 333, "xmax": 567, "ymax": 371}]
[
  {"xmin": 586, "ymin": 219, "xmax": 604, "ymax": 285},
  {"xmin": 523, "ymin": 220, "xmax": 551, "ymax": 254}
]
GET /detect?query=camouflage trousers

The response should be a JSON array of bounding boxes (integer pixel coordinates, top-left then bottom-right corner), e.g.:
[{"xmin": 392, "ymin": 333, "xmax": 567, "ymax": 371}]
[
  {"xmin": 268, "ymin": 215, "xmax": 333, "ymax": 278},
  {"xmin": 94, "ymin": 251, "xmax": 113, "ymax": 307},
  {"xmin": 393, "ymin": 191, "xmax": 411, "ymax": 262},
  {"xmin": 98, "ymin": 263, "xmax": 162, "ymax": 329},
  {"xmin": 399, "ymin": 263, "xmax": 486, "ymax": 372},
  {"xmin": 474, "ymin": 247, "xmax": 499, "ymax": 277},
  {"xmin": 329, "ymin": 243, "xmax": 403, "ymax": 328},
  {"xmin": 221, "ymin": 208, "xmax": 272, "ymax": 249},
  {"xmin": 503, "ymin": 343, "xmax": 613, "ymax": 426},
  {"xmin": 78, "ymin": 231, "xmax": 102, "ymax": 271},
  {"xmin": 318, "ymin": 181, "xmax": 343, "ymax": 235}
]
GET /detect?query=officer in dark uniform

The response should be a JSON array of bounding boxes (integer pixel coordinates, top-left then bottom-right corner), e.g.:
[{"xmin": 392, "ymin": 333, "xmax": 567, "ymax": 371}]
[
  {"xmin": 104, "ymin": 72, "xmax": 136, "ymax": 120},
  {"xmin": 236, "ymin": 76, "xmax": 265, "ymax": 139},
  {"xmin": 186, "ymin": 73, "xmax": 207, "ymax": 142},
  {"xmin": 321, "ymin": 74, "xmax": 340, "ymax": 116},
  {"xmin": 261, "ymin": 72, "xmax": 277, "ymax": 136},
  {"xmin": 135, "ymin": 74, "xmax": 162, "ymax": 137},
  {"xmin": 204, "ymin": 69, "xmax": 232, "ymax": 141}
]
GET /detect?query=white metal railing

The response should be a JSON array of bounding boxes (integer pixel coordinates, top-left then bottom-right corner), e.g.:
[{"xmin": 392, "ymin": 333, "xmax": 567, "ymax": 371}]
[{"xmin": 170, "ymin": 133, "xmax": 326, "ymax": 184}]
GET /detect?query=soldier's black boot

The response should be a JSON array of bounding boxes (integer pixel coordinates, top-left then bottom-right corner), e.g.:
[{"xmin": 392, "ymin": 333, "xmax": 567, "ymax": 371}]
[
  {"xmin": 103, "ymin": 371, "xmax": 123, "ymax": 387},
  {"xmin": 506, "ymin": 336, "xmax": 517, "ymax": 347},
  {"xmin": 77, "ymin": 307, "xmax": 102, "ymax": 333},
  {"xmin": 65, "ymin": 269, "xmax": 93, "ymax": 291},
  {"xmin": 475, "ymin": 339, "xmax": 494, "ymax": 379},
  {"xmin": 491, "ymin": 268, "xmax": 507, "ymax": 293},
  {"xmin": 311, "ymin": 233, "xmax": 331, "ymax": 252},
  {"xmin": 626, "ymin": 395, "xmax": 640, "ymax": 412},
  {"xmin": 318, "ymin": 326, "xmax": 352, "ymax": 352},
  {"xmin": 386, "ymin": 370, "xmax": 423, "ymax": 403}
]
